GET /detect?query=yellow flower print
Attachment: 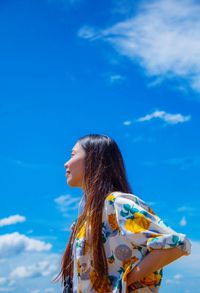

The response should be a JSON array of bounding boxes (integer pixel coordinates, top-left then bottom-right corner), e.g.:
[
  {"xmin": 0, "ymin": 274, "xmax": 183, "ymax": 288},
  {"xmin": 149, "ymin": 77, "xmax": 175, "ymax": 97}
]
[
  {"xmin": 77, "ymin": 224, "xmax": 86, "ymax": 239},
  {"xmin": 108, "ymin": 214, "xmax": 119, "ymax": 230},
  {"xmin": 106, "ymin": 193, "xmax": 115, "ymax": 203},
  {"xmin": 123, "ymin": 256, "xmax": 138, "ymax": 271},
  {"xmin": 122, "ymin": 256, "xmax": 139, "ymax": 281},
  {"xmin": 77, "ymin": 259, "xmax": 81, "ymax": 276},
  {"xmin": 108, "ymin": 253, "xmax": 115, "ymax": 264},
  {"xmin": 140, "ymin": 272, "xmax": 162, "ymax": 286},
  {"xmin": 125, "ymin": 212, "xmax": 150, "ymax": 233}
]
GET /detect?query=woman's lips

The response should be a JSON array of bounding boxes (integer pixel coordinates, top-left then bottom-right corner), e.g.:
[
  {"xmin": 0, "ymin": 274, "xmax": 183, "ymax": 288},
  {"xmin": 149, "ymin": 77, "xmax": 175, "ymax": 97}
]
[{"xmin": 66, "ymin": 171, "xmax": 71, "ymax": 177}]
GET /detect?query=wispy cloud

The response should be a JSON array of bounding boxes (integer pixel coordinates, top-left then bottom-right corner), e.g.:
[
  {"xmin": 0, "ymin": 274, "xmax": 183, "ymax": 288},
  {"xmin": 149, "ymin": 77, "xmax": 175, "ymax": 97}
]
[
  {"xmin": 164, "ymin": 156, "xmax": 200, "ymax": 169},
  {"xmin": 11, "ymin": 159, "xmax": 49, "ymax": 169},
  {"xmin": 109, "ymin": 74, "xmax": 125, "ymax": 84},
  {"xmin": 143, "ymin": 155, "xmax": 200, "ymax": 172},
  {"xmin": 0, "ymin": 278, "xmax": 6, "ymax": 286},
  {"xmin": 179, "ymin": 216, "xmax": 187, "ymax": 227},
  {"xmin": 166, "ymin": 273, "xmax": 183, "ymax": 285},
  {"xmin": 79, "ymin": 0, "xmax": 200, "ymax": 93},
  {"xmin": 177, "ymin": 206, "xmax": 195, "ymax": 213},
  {"xmin": 48, "ymin": 0, "xmax": 81, "ymax": 8},
  {"xmin": 137, "ymin": 110, "xmax": 191, "ymax": 125},
  {"xmin": 0, "ymin": 232, "xmax": 52, "ymax": 257},
  {"xmin": 111, "ymin": 0, "xmax": 138, "ymax": 16},
  {"xmin": 176, "ymin": 205, "xmax": 196, "ymax": 217},
  {"xmin": 0, "ymin": 156, "xmax": 50, "ymax": 169},
  {"xmin": 132, "ymin": 136, "xmax": 143, "ymax": 143},
  {"xmin": 0, "ymin": 215, "xmax": 26, "ymax": 227},
  {"xmin": 123, "ymin": 120, "xmax": 132, "ymax": 126},
  {"xmin": 44, "ymin": 289, "xmax": 56, "ymax": 293},
  {"xmin": 78, "ymin": 25, "xmax": 99, "ymax": 40},
  {"xmin": 54, "ymin": 194, "xmax": 81, "ymax": 214},
  {"xmin": 123, "ymin": 110, "xmax": 191, "ymax": 126}
]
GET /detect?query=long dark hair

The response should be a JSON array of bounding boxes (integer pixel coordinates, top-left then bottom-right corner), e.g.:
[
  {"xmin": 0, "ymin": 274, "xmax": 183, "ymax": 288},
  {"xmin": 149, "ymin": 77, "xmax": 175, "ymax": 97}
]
[{"xmin": 56, "ymin": 134, "xmax": 132, "ymax": 290}]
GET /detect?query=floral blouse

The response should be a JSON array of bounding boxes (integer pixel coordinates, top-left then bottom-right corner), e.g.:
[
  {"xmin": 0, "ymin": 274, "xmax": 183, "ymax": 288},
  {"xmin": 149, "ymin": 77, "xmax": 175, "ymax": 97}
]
[{"xmin": 72, "ymin": 192, "xmax": 191, "ymax": 293}]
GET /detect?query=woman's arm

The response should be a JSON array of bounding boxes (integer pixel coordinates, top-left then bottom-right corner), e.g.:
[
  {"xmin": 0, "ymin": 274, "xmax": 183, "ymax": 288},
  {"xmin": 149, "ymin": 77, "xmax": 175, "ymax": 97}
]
[
  {"xmin": 106, "ymin": 193, "xmax": 191, "ymax": 287},
  {"xmin": 127, "ymin": 247, "xmax": 187, "ymax": 286}
]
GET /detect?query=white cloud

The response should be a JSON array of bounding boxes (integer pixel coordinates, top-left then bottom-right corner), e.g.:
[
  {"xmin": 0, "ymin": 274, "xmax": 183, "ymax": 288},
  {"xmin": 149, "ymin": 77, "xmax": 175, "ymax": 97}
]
[
  {"xmin": 48, "ymin": 0, "xmax": 81, "ymax": 8},
  {"xmin": 10, "ymin": 159, "xmax": 49, "ymax": 169},
  {"xmin": 109, "ymin": 74, "xmax": 125, "ymax": 84},
  {"xmin": 123, "ymin": 120, "xmax": 132, "ymax": 126},
  {"xmin": 174, "ymin": 274, "xmax": 183, "ymax": 280},
  {"xmin": 111, "ymin": 0, "xmax": 137, "ymax": 16},
  {"xmin": 123, "ymin": 110, "xmax": 191, "ymax": 126},
  {"xmin": 0, "ymin": 250, "xmax": 61, "ymax": 293},
  {"xmin": 10, "ymin": 260, "xmax": 57, "ymax": 279},
  {"xmin": 166, "ymin": 273, "xmax": 183, "ymax": 285},
  {"xmin": 78, "ymin": 25, "xmax": 99, "ymax": 40},
  {"xmin": 179, "ymin": 216, "xmax": 187, "ymax": 227},
  {"xmin": 0, "ymin": 215, "xmax": 26, "ymax": 227},
  {"xmin": 137, "ymin": 110, "xmax": 191, "ymax": 125},
  {"xmin": 0, "ymin": 232, "xmax": 52, "ymax": 257},
  {"xmin": 10, "ymin": 266, "xmax": 31, "ymax": 278},
  {"xmin": 165, "ymin": 156, "xmax": 200, "ymax": 169},
  {"xmin": 132, "ymin": 136, "xmax": 143, "ymax": 143},
  {"xmin": 54, "ymin": 194, "xmax": 81, "ymax": 214},
  {"xmin": 0, "ymin": 278, "xmax": 6, "ymax": 286},
  {"xmin": 44, "ymin": 289, "xmax": 56, "ymax": 293},
  {"xmin": 79, "ymin": 0, "xmax": 200, "ymax": 93},
  {"xmin": 142, "ymin": 155, "xmax": 200, "ymax": 171},
  {"xmin": 177, "ymin": 206, "xmax": 195, "ymax": 213}
]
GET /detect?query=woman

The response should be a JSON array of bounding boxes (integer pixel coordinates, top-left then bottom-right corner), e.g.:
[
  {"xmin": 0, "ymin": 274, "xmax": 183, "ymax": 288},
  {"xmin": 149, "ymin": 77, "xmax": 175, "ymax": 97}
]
[{"xmin": 57, "ymin": 134, "xmax": 191, "ymax": 293}]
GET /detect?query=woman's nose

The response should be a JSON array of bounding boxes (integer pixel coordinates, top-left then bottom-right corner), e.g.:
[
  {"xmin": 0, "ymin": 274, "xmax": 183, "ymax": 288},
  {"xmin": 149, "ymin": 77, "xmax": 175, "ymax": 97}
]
[{"xmin": 64, "ymin": 161, "xmax": 69, "ymax": 169}]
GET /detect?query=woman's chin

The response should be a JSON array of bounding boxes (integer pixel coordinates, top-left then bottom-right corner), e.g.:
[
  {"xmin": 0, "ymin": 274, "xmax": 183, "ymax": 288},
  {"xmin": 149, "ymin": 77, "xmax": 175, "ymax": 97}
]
[
  {"xmin": 67, "ymin": 178, "xmax": 73, "ymax": 186},
  {"xmin": 67, "ymin": 178, "xmax": 77, "ymax": 187}
]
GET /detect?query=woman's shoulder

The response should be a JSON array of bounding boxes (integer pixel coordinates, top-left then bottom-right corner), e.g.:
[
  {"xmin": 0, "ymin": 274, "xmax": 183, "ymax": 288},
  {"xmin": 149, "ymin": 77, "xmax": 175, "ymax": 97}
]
[
  {"xmin": 105, "ymin": 191, "xmax": 156, "ymax": 215},
  {"xmin": 105, "ymin": 191, "xmax": 145, "ymax": 204}
]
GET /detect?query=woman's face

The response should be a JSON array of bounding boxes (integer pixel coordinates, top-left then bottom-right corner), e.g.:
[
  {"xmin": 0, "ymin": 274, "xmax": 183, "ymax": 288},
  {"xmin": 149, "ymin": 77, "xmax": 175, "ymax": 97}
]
[{"xmin": 64, "ymin": 142, "xmax": 86, "ymax": 188}]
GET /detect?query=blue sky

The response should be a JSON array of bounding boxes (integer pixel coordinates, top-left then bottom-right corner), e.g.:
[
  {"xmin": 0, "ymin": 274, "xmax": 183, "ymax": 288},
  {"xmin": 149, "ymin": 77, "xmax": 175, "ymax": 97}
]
[{"xmin": 0, "ymin": 0, "xmax": 200, "ymax": 292}]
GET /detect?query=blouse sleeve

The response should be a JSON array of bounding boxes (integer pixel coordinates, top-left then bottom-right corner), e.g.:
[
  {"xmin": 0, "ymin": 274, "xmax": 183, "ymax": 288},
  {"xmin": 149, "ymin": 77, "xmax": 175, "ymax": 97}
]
[{"xmin": 112, "ymin": 193, "xmax": 191, "ymax": 255}]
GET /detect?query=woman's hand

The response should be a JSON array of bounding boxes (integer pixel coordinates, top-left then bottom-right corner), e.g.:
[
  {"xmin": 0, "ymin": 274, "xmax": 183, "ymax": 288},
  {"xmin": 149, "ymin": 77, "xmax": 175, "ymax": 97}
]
[{"xmin": 127, "ymin": 247, "xmax": 187, "ymax": 287}]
